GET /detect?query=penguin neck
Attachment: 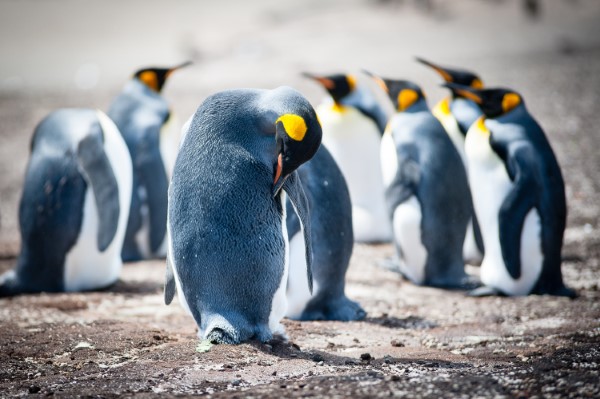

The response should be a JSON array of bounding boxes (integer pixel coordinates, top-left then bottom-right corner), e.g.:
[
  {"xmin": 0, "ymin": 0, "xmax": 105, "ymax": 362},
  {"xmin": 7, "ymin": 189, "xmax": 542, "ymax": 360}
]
[
  {"xmin": 338, "ymin": 87, "xmax": 389, "ymax": 135},
  {"xmin": 493, "ymin": 103, "xmax": 529, "ymax": 124},
  {"xmin": 126, "ymin": 79, "xmax": 164, "ymax": 100},
  {"xmin": 401, "ymin": 99, "xmax": 429, "ymax": 114}
]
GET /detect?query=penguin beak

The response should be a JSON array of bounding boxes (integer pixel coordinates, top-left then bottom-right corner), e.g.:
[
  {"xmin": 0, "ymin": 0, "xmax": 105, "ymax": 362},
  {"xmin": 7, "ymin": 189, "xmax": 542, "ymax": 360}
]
[
  {"xmin": 361, "ymin": 69, "xmax": 389, "ymax": 93},
  {"xmin": 166, "ymin": 61, "xmax": 193, "ymax": 77},
  {"xmin": 416, "ymin": 57, "xmax": 453, "ymax": 83},
  {"xmin": 442, "ymin": 83, "xmax": 482, "ymax": 104},
  {"xmin": 302, "ymin": 72, "xmax": 335, "ymax": 90}
]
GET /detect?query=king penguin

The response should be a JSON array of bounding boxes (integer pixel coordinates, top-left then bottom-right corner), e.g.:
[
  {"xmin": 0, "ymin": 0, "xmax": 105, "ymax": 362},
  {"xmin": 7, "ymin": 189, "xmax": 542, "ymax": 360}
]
[
  {"xmin": 416, "ymin": 57, "xmax": 485, "ymax": 264},
  {"xmin": 369, "ymin": 74, "xmax": 475, "ymax": 288},
  {"xmin": 0, "ymin": 109, "xmax": 132, "ymax": 296},
  {"xmin": 303, "ymin": 72, "xmax": 392, "ymax": 243},
  {"xmin": 164, "ymin": 87, "xmax": 322, "ymax": 344},
  {"xmin": 285, "ymin": 144, "xmax": 366, "ymax": 321},
  {"xmin": 108, "ymin": 61, "xmax": 191, "ymax": 262},
  {"xmin": 448, "ymin": 84, "xmax": 575, "ymax": 297}
]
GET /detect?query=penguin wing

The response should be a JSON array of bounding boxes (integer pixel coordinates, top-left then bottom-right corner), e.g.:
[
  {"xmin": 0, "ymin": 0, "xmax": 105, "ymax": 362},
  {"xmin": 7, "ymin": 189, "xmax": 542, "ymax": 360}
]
[
  {"xmin": 497, "ymin": 142, "xmax": 540, "ymax": 279},
  {"xmin": 282, "ymin": 171, "xmax": 313, "ymax": 294},
  {"xmin": 136, "ymin": 129, "xmax": 169, "ymax": 253},
  {"xmin": 164, "ymin": 245, "xmax": 176, "ymax": 305},
  {"xmin": 77, "ymin": 132, "xmax": 121, "ymax": 252},
  {"xmin": 384, "ymin": 153, "xmax": 420, "ymax": 217}
]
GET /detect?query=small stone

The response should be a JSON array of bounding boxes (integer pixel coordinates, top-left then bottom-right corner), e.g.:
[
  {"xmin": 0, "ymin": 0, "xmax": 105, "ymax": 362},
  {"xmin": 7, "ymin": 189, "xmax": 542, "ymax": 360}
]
[
  {"xmin": 29, "ymin": 386, "xmax": 41, "ymax": 394},
  {"xmin": 311, "ymin": 354, "xmax": 324, "ymax": 362},
  {"xmin": 391, "ymin": 340, "xmax": 405, "ymax": 347},
  {"xmin": 231, "ymin": 379, "xmax": 242, "ymax": 386},
  {"xmin": 272, "ymin": 371, "xmax": 277, "ymax": 376},
  {"xmin": 360, "ymin": 353, "xmax": 372, "ymax": 361}
]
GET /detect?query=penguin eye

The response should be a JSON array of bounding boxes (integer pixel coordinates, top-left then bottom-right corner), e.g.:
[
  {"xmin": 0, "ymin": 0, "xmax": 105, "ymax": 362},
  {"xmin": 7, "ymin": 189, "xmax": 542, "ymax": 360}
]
[
  {"xmin": 276, "ymin": 114, "xmax": 307, "ymax": 142},
  {"xmin": 397, "ymin": 89, "xmax": 418, "ymax": 112},
  {"xmin": 502, "ymin": 93, "xmax": 521, "ymax": 114}
]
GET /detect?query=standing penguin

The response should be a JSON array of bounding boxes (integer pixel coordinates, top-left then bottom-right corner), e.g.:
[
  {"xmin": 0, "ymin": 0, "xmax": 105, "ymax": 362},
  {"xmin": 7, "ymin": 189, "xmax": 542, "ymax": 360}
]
[
  {"xmin": 370, "ymin": 75, "xmax": 475, "ymax": 288},
  {"xmin": 108, "ymin": 62, "xmax": 190, "ymax": 261},
  {"xmin": 164, "ymin": 87, "xmax": 321, "ymax": 344},
  {"xmin": 416, "ymin": 57, "xmax": 485, "ymax": 264},
  {"xmin": 448, "ymin": 84, "xmax": 575, "ymax": 297},
  {"xmin": 285, "ymin": 144, "xmax": 365, "ymax": 321},
  {"xmin": 0, "ymin": 109, "xmax": 132, "ymax": 296},
  {"xmin": 303, "ymin": 72, "xmax": 392, "ymax": 243}
]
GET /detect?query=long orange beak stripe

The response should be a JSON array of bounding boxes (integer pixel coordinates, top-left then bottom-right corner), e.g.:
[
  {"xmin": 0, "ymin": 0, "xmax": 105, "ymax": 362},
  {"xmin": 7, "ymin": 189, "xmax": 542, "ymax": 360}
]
[{"xmin": 274, "ymin": 153, "xmax": 283, "ymax": 184}]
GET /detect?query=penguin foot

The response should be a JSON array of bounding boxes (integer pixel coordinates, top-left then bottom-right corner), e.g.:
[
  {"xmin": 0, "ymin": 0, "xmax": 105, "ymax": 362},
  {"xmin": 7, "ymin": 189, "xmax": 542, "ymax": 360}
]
[
  {"xmin": 427, "ymin": 274, "xmax": 482, "ymax": 291},
  {"xmin": 300, "ymin": 296, "xmax": 367, "ymax": 321},
  {"xmin": 468, "ymin": 286, "xmax": 505, "ymax": 297}
]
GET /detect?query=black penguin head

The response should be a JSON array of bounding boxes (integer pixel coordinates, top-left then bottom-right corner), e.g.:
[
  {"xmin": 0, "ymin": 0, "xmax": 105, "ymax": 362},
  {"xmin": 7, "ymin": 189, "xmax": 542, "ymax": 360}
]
[
  {"xmin": 133, "ymin": 61, "xmax": 192, "ymax": 92},
  {"xmin": 364, "ymin": 71, "xmax": 425, "ymax": 112},
  {"xmin": 273, "ymin": 111, "xmax": 322, "ymax": 195},
  {"xmin": 444, "ymin": 83, "xmax": 524, "ymax": 118},
  {"xmin": 416, "ymin": 57, "xmax": 483, "ymax": 99},
  {"xmin": 302, "ymin": 72, "xmax": 357, "ymax": 103}
]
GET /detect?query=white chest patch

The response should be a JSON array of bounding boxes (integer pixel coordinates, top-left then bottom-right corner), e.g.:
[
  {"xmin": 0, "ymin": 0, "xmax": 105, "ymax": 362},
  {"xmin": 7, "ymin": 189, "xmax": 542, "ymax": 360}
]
[
  {"xmin": 63, "ymin": 110, "xmax": 132, "ymax": 292},
  {"xmin": 318, "ymin": 104, "xmax": 391, "ymax": 242},
  {"xmin": 466, "ymin": 122, "xmax": 543, "ymax": 295},
  {"xmin": 285, "ymin": 231, "xmax": 318, "ymax": 319},
  {"xmin": 392, "ymin": 196, "xmax": 427, "ymax": 285},
  {"xmin": 268, "ymin": 193, "xmax": 289, "ymax": 337}
]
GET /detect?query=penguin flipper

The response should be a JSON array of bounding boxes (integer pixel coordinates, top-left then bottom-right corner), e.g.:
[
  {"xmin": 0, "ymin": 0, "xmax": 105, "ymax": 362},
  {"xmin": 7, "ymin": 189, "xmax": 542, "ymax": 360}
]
[
  {"xmin": 136, "ymin": 132, "xmax": 169, "ymax": 253},
  {"xmin": 497, "ymin": 143, "xmax": 539, "ymax": 280},
  {"xmin": 384, "ymin": 155, "xmax": 420, "ymax": 216},
  {"xmin": 77, "ymin": 128, "xmax": 120, "ymax": 252},
  {"xmin": 282, "ymin": 171, "xmax": 313, "ymax": 294},
  {"xmin": 164, "ymin": 247, "xmax": 176, "ymax": 305}
]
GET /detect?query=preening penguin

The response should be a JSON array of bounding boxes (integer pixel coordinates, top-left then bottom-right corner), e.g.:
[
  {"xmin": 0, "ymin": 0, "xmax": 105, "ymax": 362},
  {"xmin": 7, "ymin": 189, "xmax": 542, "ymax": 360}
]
[
  {"xmin": 285, "ymin": 144, "xmax": 366, "ymax": 321},
  {"xmin": 370, "ymin": 74, "xmax": 475, "ymax": 288},
  {"xmin": 0, "ymin": 109, "xmax": 132, "ymax": 296},
  {"xmin": 417, "ymin": 57, "xmax": 485, "ymax": 264},
  {"xmin": 108, "ymin": 61, "xmax": 190, "ymax": 261},
  {"xmin": 303, "ymin": 72, "xmax": 392, "ymax": 243},
  {"xmin": 449, "ymin": 84, "xmax": 575, "ymax": 297},
  {"xmin": 164, "ymin": 87, "xmax": 321, "ymax": 344}
]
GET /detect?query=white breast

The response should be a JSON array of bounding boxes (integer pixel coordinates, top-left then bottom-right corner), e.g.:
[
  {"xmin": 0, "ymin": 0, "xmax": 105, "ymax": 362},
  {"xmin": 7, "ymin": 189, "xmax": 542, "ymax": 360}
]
[
  {"xmin": 284, "ymin": 230, "xmax": 319, "ymax": 320},
  {"xmin": 268, "ymin": 193, "xmax": 289, "ymax": 337},
  {"xmin": 465, "ymin": 123, "xmax": 543, "ymax": 295},
  {"xmin": 317, "ymin": 104, "xmax": 391, "ymax": 242},
  {"xmin": 392, "ymin": 196, "xmax": 427, "ymax": 284},
  {"xmin": 63, "ymin": 110, "xmax": 133, "ymax": 292}
]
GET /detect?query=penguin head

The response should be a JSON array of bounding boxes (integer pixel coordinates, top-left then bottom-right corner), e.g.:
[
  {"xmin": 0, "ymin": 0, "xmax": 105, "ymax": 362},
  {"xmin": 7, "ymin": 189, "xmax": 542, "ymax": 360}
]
[
  {"xmin": 302, "ymin": 72, "xmax": 357, "ymax": 104},
  {"xmin": 416, "ymin": 57, "xmax": 483, "ymax": 90},
  {"xmin": 444, "ymin": 84, "xmax": 524, "ymax": 118},
  {"xmin": 272, "ymin": 100, "xmax": 322, "ymax": 195},
  {"xmin": 133, "ymin": 61, "xmax": 192, "ymax": 93},
  {"xmin": 364, "ymin": 72, "xmax": 425, "ymax": 112}
]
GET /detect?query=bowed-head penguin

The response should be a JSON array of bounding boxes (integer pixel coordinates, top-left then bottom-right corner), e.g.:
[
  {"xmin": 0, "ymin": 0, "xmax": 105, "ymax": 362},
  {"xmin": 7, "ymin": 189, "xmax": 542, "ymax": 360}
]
[
  {"xmin": 0, "ymin": 109, "xmax": 132, "ymax": 296},
  {"xmin": 448, "ymin": 84, "xmax": 576, "ymax": 297},
  {"xmin": 108, "ymin": 61, "xmax": 191, "ymax": 261},
  {"xmin": 285, "ymin": 144, "xmax": 365, "ymax": 321},
  {"xmin": 369, "ymin": 74, "xmax": 475, "ymax": 288},
  {"xmin": 303, "ymin": 72, "xmax": 392, "ymax": 243},
  {"xmin": 417, "ymin": 57, "xmax": 485, "ymax": 264},
  {"xmin": 164, "ymin": 87, "xmax": 322, "ymax": 344}
]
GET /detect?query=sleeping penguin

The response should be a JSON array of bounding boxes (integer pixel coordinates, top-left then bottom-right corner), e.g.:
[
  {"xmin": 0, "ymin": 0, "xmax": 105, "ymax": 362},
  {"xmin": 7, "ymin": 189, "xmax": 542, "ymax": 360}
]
[
  {"xmin": 448, "ymin": 83, "xmax": 576, "ymax": 297},
  {"xmin": 164, "ymin": 87, "xmax": 322, "ymax": 344},
  {"xmin": 0, "ymin": 109, "xmax": 132, "ymax": 296},
  {"xmin": 108, "ymin": 62, "xmax": 190, "ymax": 261},
  {"xmin": 303, "ymin": 72, "xmax": 392, "ymax": 243},
  {"xmin": 369, "ymin": 74, "xmax": 475, "ymax": 289},
  {"xmin": 416, "ymin": 57, "xmax": 485, "ymax": 264}
]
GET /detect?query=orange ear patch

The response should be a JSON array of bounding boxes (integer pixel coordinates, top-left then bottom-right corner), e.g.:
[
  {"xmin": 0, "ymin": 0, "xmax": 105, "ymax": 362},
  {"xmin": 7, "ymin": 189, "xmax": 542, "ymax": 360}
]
[
  {"xmin": 502, "ymin": 93, "xmax": 521, "ymax": 113},
  {"xmin": 276, "ymin": 114, "xmax": 307, "ymax": 141},
  {"xmin": 139, "ymin": 71, "xmax": 158, "ymax": 91},
  {"xmin": 398, "ymin": 89, "xmax": 418, "ymax": 112}
]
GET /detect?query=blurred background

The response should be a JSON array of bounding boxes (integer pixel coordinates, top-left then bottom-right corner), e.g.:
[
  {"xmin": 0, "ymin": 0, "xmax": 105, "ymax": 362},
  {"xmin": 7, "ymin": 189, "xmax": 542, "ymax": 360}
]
[{"xmin": 1, "ymin": 0, "xmax": 599, "ymax": 258}]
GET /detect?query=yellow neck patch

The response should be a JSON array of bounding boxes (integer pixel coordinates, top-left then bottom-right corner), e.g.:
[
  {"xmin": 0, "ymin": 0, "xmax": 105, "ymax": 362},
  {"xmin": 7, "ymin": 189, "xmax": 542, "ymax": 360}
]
[
  {"xmin": 331, "ymin": 103, "xmax": 346, "ymax": 113},
  {"xmin": 398, "ymin": 89, "xmax": 418, "ymax": 112},
  {"xmin": 276, "ymin": 114, "xmax": 307, "ymax": 141},
  {"xmin": 346, "ymin": 75, "xmax": 357, "ymax": 91},
  {"xmin": 437, "ymin": 97, "xmax": 451, "ymax": 116},
  {"xmin": 139, "ymin": 71, "xmax": 158, "ymax": 91},
  {"xmin": 475, "ymin": 116, "xmax": 490, "ymax": 136},
  {"xmin": 502, "ymin": 93, "xmax": 521, "ymax": 114}
]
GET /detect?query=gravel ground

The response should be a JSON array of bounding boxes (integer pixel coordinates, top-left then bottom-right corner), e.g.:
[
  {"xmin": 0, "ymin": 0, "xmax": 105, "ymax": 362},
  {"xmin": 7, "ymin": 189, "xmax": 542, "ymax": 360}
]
[{"xmin": 1, "ymin": 0, "xmax": 599, "ymax": 397}]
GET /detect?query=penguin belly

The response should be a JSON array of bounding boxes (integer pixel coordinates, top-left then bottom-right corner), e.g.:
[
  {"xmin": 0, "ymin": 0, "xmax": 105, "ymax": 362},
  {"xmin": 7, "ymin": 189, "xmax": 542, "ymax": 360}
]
[
  {"xmin": 392, "ymin": 196, "xmax": 427, "ymax": 285},
  {"xmin": 318, "ymin": 105, "xmax": 391, "ymax": 242},
  {"xmin": 285, "ymin": 231, "xmax": 319, "ymax": 319},
  {"xmin": 467, "ymin": 134, "xmax": 543, "ymax": 296},
  {"xmin": 268, "ymin": 194, "xmax": 290, "ymax": 337},
  {"xmin": 64, "ymin": 111, "xmax": 132, "ymax": 291}
]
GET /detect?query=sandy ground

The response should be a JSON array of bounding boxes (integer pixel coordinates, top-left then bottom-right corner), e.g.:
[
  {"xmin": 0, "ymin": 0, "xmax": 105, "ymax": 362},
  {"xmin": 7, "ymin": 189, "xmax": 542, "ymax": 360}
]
[{"xmin": 1, "ymin": 0, "xmax": 600, "ymax": 397}]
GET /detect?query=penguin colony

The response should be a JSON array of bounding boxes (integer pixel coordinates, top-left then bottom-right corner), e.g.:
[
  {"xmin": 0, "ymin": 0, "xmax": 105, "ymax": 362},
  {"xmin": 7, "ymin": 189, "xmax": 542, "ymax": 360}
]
[{"xmin": 0, "ymin": 57, "xmax": 575, "ymax": 344}]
